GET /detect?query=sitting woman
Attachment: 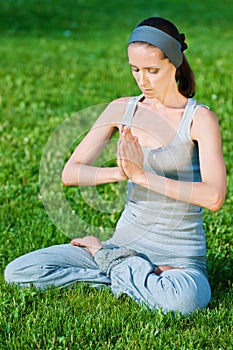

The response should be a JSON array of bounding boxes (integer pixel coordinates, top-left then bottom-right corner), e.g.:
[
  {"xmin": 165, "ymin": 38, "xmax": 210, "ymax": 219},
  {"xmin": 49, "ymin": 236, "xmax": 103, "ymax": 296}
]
[{"xmin": 4, "ymin": 17, "xmax": 226, "ymax": 314}]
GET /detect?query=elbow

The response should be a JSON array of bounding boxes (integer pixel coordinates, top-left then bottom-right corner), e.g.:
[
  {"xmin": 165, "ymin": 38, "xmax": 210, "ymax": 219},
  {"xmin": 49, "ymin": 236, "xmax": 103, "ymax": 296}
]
[
  {"xmin": 208, "ymin": 191, "xmax": 226, "ymax": 212},
  {"xmin": 62, "ymin": 161, "xmax": 82, "ymax": 186},
  {"xmin": 62, "ymin": 168, "xmax": 72, "ymax": 186}
]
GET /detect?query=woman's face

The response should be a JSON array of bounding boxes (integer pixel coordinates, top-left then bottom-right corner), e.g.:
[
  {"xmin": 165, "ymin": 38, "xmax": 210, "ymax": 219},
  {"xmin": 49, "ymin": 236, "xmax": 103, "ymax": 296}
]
[{"xmin": 128, "ymin": 43, "xmax": 176, "ymax": 99}]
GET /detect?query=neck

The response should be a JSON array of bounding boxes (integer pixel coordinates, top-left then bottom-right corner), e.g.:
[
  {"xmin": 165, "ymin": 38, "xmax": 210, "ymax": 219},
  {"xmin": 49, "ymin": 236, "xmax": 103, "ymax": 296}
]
[
  {"xmin": 154, "ymin": 95, "xmax": 187, "ymax": 109},
  {"xmin": 144, "ymin": 77, "xmax": 187, "ymax": 109}
]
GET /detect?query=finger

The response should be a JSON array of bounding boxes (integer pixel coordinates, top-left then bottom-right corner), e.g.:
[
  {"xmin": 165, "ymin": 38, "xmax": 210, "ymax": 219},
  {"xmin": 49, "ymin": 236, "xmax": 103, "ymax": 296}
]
[
  {"xmin": 123, "ymin": 139, "xmax": 138, "ymax": 156},
  {"xmin": 134, "ymin": 137, "xmax": 143, "ymax": 153},
  {"xmin": 125, "ymin": 129, "xmax": 134, "ymax": 141},
  {"xmin": 121, "ymin": 126, "xmax": 134, "ymax": 141},
  {"xmin": 118, "ymin": 139, "xmax": 128, "ymax": 159},
  {"xmin": 117, "ymin": 147, "xmax": 127, "ymax": 176},
  {"xmin": 121, "ymin": 135, "xmax": 140, "ymax": 159},
  {"xmin": 117, "ymin": 140, "xmax": 124, "ymax": 161},
  {"xmin": 119, "ymin": 144, "xmax": 133, "ymax": 171},
  {"xmin": 117, "ymin": 155, "xmax": 126, "ymax": 177},
  {"xmin": 120, "ymin": 125, "xmax": 126, "ymax": 139},
  {"xmin": 120, "ymin": 125, "xmax": 129, "ymax": 139}
]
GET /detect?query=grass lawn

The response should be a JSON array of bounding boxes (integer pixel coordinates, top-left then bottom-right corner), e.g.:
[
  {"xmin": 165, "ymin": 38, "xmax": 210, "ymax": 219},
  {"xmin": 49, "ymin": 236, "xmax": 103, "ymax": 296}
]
[{"xmin": 0, "ymin": 0, "xmax": 232, "ymax": 349}]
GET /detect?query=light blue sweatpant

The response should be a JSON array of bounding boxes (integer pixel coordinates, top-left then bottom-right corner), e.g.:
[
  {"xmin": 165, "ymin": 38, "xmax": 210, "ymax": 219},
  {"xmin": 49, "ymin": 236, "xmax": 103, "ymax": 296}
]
[{"xmin": 4, "ymin": 244, "xmax": 211, "ymax": 314}]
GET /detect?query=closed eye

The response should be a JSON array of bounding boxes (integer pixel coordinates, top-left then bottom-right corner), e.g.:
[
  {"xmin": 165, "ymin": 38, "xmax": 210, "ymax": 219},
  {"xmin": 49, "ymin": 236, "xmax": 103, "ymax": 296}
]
[
  {"xmin": 131, "ymin": 65, "xmax": 139, "ymax": 72},
  {"xmin": 148, "ymin": 68, "xmax": 159, "ymax": 74},
  {"xmin": 129, "ymin": 64, "xmax": 159, "ymax": 74}
]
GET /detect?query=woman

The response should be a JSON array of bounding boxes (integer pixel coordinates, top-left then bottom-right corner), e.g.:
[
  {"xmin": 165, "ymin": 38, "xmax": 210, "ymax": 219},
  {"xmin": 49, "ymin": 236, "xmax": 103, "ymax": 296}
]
[{"xmin": 4, "ymin": 17, "xmax": 226, "ymax": 314}]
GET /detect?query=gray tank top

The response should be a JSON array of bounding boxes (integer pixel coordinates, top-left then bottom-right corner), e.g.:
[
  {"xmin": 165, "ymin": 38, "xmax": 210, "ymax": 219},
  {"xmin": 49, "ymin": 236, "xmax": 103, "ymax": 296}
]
[{"xmin": 108, "ymin": 95, "xmax": 208, "ymax": 275}]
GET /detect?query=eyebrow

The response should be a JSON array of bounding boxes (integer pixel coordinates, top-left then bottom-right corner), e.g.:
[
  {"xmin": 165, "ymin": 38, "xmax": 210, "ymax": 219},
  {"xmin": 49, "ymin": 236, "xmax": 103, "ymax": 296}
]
[{"xmin": 128, "ymin": 62, "xmax": 159, "ymax": 69}]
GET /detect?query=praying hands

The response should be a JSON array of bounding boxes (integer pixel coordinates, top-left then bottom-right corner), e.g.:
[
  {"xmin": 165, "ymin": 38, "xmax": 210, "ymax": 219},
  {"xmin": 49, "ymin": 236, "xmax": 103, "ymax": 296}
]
[{"xmin": 117, "ymin": 125, "xmax": 145, "ymax": 182}]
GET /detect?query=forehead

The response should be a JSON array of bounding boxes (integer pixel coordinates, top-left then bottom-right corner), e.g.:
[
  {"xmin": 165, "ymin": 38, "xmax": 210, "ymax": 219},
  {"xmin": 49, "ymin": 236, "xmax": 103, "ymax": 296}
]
[{"xmin": 128, "ymin": 43, "xmax": 165, "ymax": 66}]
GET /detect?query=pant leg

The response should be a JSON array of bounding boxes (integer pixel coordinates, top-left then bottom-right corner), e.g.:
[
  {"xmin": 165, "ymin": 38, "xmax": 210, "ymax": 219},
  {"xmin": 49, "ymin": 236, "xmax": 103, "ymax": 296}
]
[
  {"xmin": 110, "ymin": 256, "xmax": 211, "ymax": 314},
  {"xmin": 4, "ymin": 244, "xmax": 110, "ymax": 290}
]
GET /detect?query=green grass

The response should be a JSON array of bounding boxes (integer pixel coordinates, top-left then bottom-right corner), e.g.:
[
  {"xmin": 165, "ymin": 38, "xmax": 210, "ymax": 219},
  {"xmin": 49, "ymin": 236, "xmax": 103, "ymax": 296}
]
[{"xmin": 0, "ymin": 0, "xmax": 232, "ymax": 349}]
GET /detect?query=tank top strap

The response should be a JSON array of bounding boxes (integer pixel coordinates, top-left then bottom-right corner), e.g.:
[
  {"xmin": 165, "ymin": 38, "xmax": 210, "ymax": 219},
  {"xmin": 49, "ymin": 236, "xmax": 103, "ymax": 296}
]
[
  {"xmin": 180, "ymin": 98, "xmax": 209, "ymax": 140},
  {"xmin": 120, "ymin": 94, "xmax": 144, "ymax": 128}
]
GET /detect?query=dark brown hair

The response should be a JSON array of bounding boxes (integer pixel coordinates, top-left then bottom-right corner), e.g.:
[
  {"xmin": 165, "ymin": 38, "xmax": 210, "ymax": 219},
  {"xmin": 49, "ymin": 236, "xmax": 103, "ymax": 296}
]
[{"xmin": 137, "ymin": 17, "xmax": 195, "ymax": 97}]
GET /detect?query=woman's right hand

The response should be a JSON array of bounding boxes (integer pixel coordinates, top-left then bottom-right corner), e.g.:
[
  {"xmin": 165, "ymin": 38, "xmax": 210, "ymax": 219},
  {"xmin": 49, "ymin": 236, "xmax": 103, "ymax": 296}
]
[
  {"xmin": 117, "ymin": 125, "xmax": 129, "ymax": 180},
  {"xmin": 117, "ymin": 144, "xmax": 128, "ymax": 180}
]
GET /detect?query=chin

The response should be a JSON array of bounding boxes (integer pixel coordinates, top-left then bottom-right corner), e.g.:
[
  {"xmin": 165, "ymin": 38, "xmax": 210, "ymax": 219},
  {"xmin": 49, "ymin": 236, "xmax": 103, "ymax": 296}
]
[{"xmin": 142, "ymin": 91, "xmax": 156, "ymax": 98}]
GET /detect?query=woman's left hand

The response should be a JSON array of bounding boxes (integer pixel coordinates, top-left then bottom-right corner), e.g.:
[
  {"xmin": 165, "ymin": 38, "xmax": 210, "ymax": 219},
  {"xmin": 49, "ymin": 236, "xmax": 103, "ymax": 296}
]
[{"xmin": 118, "ymin": 126, "xmax": 145, "ymax": 182}]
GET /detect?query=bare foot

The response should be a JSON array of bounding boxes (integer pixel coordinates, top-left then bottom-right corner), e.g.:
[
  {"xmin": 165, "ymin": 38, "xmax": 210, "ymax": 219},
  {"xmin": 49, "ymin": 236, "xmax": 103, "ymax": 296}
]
[{"xmin": 71, "ymin": 236, "xmax": 103, "ymax": 256}]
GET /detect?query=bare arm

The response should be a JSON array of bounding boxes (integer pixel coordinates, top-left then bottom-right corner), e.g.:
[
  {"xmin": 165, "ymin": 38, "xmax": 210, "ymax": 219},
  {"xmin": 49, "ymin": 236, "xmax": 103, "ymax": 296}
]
[
  {"xmin": 119, "ymin": 108, "xmax": 226, "ymax": 212},
  {"xmin": 62, "ymin": 98, "xmax": 129, "ymax": 186}
]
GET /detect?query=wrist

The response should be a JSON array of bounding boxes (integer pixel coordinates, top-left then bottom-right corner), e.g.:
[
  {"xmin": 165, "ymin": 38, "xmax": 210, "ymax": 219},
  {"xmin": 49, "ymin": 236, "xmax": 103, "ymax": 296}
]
[
  {"xmin": 130, "ymin": 170, "xmax": 147, "ymax": 185},
  {"xmin": 96, "ymin": 167, "xmax": 126, "ymax": 184},
  {"xmin": 113, "ymin": 167, "xmax": 127, "ymax": 182}
]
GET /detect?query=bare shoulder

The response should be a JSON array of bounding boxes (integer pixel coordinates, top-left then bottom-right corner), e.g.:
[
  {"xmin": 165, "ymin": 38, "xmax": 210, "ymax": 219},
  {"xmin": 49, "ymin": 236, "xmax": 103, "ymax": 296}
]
[
  {"xmin": 94, "ymin": 96, "xmax": 131, "ymax": 127},
  {"xmin": 191, "ymin": 105, "xmax": 221, "ymax": 141},
  {"xmin": 112, "ymin": 96, "xmax": 131, "ymax": 103},
  {"xmin": 107, "ymin": 96, "xmax": 131, "ymax": 110}
]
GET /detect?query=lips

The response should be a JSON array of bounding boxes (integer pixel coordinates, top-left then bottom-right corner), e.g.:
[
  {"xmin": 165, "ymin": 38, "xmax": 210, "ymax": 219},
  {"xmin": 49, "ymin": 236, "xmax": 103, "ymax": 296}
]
[{"xmin": 141, "ymin": 88, "xmax": 153, "ymax": 93}]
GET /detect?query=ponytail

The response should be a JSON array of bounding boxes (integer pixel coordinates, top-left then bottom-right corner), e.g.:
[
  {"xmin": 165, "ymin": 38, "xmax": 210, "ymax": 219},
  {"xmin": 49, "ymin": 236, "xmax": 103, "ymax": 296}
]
[{"xmin": 176, "ymin": 54, "xmax": 196, "ymax": 97}]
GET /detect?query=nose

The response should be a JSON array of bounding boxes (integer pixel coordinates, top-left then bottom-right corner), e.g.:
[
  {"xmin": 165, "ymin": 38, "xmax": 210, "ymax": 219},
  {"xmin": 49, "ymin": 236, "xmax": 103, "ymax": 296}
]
[{"xmin": 138, "ymin": 71, "xmax": 149, "ymax": 87}]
